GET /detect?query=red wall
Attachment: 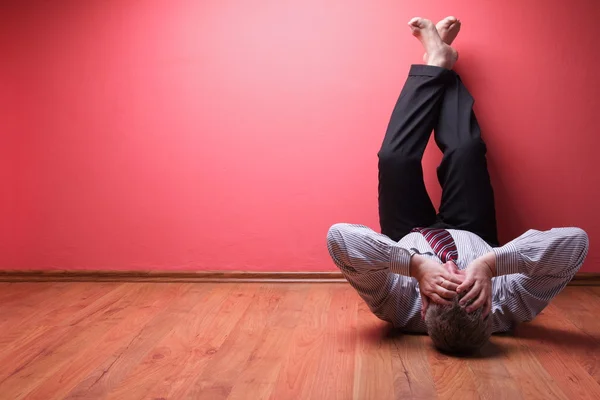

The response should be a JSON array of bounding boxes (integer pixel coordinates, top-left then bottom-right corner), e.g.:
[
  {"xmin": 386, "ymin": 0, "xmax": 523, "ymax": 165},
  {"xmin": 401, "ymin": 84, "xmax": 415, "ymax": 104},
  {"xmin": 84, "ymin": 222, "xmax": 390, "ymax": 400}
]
[
  {"xmin": 2, "ymin": 0, "xmax": 598, "ymax": 271},
  {"xmin": 0, "ymin": 84, "xmax": 16, "ymax": 265}
]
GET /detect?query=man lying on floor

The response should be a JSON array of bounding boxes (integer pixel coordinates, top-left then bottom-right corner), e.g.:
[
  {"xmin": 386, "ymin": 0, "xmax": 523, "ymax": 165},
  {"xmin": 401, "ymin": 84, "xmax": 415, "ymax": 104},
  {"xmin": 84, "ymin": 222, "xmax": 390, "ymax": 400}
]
[{"xmin": 326, "ymin": 16, "xmax": 589, "ymax": 354}]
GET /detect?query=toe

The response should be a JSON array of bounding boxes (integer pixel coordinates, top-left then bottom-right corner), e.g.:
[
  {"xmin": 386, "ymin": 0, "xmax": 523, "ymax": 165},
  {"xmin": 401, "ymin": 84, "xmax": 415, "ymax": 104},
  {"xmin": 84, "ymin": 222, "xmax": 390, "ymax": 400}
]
[
  {"xmin": 438, "ymin": 16, "xmax": 457, "ymax": 29},
  {"xmin": 408, "ymin": 17, "xmax": 424, "ymax": 28},
  {"xmin": 449, "ymin": 18, "xmax": 461, "ymax": 29}
]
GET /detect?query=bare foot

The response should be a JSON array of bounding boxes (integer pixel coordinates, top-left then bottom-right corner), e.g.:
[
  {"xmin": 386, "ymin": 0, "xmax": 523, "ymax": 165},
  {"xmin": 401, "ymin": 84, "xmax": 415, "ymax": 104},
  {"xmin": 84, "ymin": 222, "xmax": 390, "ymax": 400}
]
[
  {"xmin": 409, "ymin": 17, "xmax": 458, "ymax": 69},
  {"xmin": 437, "ymin": 16, "xmax": 461, "ymax": 45},
  {"xmin": 423, "ymin": 16, "xmax": 461, "ymax": 62}
]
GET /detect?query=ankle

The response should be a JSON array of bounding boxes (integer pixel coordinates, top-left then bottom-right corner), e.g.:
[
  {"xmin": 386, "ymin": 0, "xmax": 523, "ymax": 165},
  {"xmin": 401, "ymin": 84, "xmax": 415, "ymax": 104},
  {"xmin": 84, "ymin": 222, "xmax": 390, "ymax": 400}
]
[
  {"xmin": 426, "ymin": 47, "xmax": 456, "ymax": 69},
  {"xmin": 427, "ymin": 55, "xmax": 449, "ymax": 68}
]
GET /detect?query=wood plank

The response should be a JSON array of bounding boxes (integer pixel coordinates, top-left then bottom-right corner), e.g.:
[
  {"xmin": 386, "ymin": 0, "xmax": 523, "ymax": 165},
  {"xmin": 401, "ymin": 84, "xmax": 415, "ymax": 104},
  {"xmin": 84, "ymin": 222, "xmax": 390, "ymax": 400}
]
[
  {"xmin": 350, "ymin": 301, "xmax": 395, "ymax": 400},
  {"xmin": 0, "ymin": 283, "xmax": 91, "ymax": 355},
  {"xmin": 0, "ymin": 282, "xmax": 121, "ymax": 354},
  {"xmin": 131, "ymin": 283, "xmax": 260, "ymax": 399},
  {"xmin": 268, "ymin": 285, "xmax": 334, "ymax": 399},
  {"xmin": 530, "ymin": 303, "xmax": 600, "ymax": 385},
  {"xmin": 551, "ymin": 287, "xmax": 600, "ymax": 340},
  {"xmin": 513, "ymin": 305, "xmax": 600, "ymax": 399},
  {"xmin": 0, "ymin": 282, "xmax": 113, "ymax": 324},
  {"xmin": 305, "ymin": 285, "xmax": 358, "ymax": 400},
  {"xmin": 22, "ymin": 283, "xmax": 194, "ymax": 400},
  {"xmin": 135, "ymin": 284, "xmax": 241, "ymax": 399},
  {"xmin": 547, "ymin": 288, "xmax": 600, "ymax": 383},
  {"xmin": 109, "ymin": 283, "xmax": 266, "ymax": 400},
  {"xmin": 586, "ymin": 287, "xmax": 600, "ymax": 297},
  {"xmin": 0, "ymin": 282, "xmax": 598, "ymax": 399},
  {"xmin": 226, "ymin": 285, "xmax": 311, "ymax": 400},
  {"xmin": 60, "ymin": 283, "xmax": 217, "ymax": 399},
  {"xmin": 184, "ymin": 284, "xmax": 287, "ymax": 399},
  {"xmin": 0, "ymin": 283, "xmax": 148, "ymax": 399},
  {"xmin": 98, "ymin": 283, "xmax": 230, "ymax": 399},
  {"xmin": 427, "ymin": 342, "xmax": 480, "ymax": 400},
  {"xmin": 467, "ymin": 339, "xmax": 523, "ymax": 400},
  {"xmin": 0, "ymin": 283, "xmax": 126, "ymax": 370},
  {"xmin": 0, "ymin": 282, "xmax": 61, "ymax": 305},
  {"xmin": 389, "ymin": 333, "xmax": 437, "ymax": 399},
  {"xmin": 498, "ymin": 326, "xmax": 569, "ymax": 400}
]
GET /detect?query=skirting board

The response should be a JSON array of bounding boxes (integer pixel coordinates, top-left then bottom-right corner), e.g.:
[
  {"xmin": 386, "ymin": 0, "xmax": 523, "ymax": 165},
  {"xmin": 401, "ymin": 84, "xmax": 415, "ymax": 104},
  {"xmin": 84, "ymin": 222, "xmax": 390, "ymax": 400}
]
[
  {"xmin": 0, "ymin": 270, "xmax": 599, "ymax": 285},
  {"xmin": 0, "ymin": 270, "xmax": 347, "ymax": 283}
]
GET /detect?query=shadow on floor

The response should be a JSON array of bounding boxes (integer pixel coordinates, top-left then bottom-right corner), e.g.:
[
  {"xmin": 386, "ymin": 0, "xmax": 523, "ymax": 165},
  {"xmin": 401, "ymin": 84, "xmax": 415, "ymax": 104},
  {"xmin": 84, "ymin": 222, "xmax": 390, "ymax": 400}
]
[
  {"xmin": 359, "ymin": 322, "xmax": 523, "ymax": 359},
  {"xmin": 514, "ymin": 323, "xmax": 600, "ymax": 350},
  {"xmin": 358, "ymin": 312, "xmax": 600, "ymax": 359}
]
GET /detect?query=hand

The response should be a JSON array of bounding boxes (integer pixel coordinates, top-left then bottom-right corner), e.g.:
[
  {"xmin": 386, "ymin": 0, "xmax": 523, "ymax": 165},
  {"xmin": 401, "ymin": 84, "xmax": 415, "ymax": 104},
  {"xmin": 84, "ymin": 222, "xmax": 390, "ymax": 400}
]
[
  {"xmin": 410, "ymin": 255, "xmax": 465, "ymax": 318},
  {"xmin": 456, "ymin": 253, "xmax": 496, "ymax": 317}
]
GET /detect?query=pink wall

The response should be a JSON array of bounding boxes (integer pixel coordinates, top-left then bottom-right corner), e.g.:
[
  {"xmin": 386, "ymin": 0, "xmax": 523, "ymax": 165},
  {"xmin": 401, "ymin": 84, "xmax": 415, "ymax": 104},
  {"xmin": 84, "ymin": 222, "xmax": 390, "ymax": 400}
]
[
  {"xmin": 1, "ymin": 22, "xmax": 22, "ymax": 267},
  {"xmin": 2, "ymin": 0, "xmax": 598, "ymax": 271},
  {"xmin": 0, "ymin": 109, "xmax": 18, "ymax": 268}
]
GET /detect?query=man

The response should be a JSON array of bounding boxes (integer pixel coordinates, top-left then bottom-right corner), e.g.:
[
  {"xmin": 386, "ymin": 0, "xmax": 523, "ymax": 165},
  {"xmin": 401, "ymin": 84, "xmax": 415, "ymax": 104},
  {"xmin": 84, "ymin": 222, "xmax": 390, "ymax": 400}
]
[{"xmin": 326, "ymin": 17, "xmax": 589, "ymax": 353}]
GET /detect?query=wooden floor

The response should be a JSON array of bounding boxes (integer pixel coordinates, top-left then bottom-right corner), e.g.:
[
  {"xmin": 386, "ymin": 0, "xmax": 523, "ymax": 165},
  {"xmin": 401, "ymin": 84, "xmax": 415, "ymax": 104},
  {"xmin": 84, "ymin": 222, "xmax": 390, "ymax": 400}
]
[{"xmin": 0, "ymin": 283, "xmax": 599, "ymax": 400}]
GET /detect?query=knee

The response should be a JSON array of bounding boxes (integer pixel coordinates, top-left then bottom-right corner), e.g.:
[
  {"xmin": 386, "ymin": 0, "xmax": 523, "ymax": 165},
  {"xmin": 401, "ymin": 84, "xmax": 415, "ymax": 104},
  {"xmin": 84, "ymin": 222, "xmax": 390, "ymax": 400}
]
[
  {"xmin": 378, "ymin": 149, "xmax": 420, "ymax": 173},
  {"xmin": 446, "ymin": 139, "xmax": 487, "ymax": 160}
]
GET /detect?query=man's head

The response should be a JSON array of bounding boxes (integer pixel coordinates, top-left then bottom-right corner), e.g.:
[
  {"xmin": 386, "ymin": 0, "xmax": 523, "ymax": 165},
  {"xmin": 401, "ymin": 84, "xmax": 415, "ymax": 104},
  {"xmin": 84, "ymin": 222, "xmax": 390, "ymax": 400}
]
[{"xmin": 424, "ymin": 292, "xmax": 492, "ymax": 354}]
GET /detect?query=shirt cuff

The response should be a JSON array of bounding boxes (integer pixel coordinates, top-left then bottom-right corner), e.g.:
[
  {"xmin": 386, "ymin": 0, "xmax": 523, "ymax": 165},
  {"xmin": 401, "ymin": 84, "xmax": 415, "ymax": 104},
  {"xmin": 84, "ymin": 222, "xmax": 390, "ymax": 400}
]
[
  {"xmin": 390, "ymin": 246, "xmax": 414, "ymax": 277},
  {"xmin": 492, "ymin": 243, "xmax": 522, "ymax": 276}
]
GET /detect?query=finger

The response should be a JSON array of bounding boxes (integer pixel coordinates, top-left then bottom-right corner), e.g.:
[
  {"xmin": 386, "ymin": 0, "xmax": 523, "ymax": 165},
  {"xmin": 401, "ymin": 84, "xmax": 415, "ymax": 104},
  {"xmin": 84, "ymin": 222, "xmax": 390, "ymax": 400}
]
[
  {"xmin": 444, "ymin": 273, "xmax": 465, "ymax": 286},
  {"xmin": 483, "ymin": 297, "xmax": 492, "ymax": 318},
  {"xmin": 429, "ymin": 293, "xmax": 452, "ymax": 306},
  {"xmin": 435, "ymin": 285, "xmax": 457, "ymax": 300},
  {"xmin": 459, "ymin": 283, "xmax": 480, "ymax": 305},
  {"xmin": 467, "ymin": 289, "xmax": 488, "ymax": 313},
  {"xmin": 438, "ymin": 276, "xmax": 458, "ymax": 291},
  {"xmin": 421, "ymin": 294, "xmax": 429, "ymax": 319},
  {"xmin": 421, "ymin": 295, "xmax": 429, "ymax": 319},
  {"xmin": 442, "ymin": 280, "xmax": 459, "ymax": 292},
  {"xmin": 456, "ymin": 278, "xmax": 474, "ymax": 294}
]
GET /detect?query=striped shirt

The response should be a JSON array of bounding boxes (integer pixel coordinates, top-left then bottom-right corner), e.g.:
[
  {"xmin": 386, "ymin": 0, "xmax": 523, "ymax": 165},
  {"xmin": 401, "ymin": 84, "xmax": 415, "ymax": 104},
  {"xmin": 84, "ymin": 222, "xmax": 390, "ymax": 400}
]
[{"xmin": 327, "ymin": 223, "xmax": 589, "ymax": 332}]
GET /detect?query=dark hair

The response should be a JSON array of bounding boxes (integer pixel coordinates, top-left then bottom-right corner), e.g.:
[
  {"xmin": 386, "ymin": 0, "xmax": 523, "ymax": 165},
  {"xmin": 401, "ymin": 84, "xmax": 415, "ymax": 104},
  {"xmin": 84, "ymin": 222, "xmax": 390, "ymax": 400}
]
[{"xmin": 424, "ymin": 293, "xmax": 492, "ymax": 354}]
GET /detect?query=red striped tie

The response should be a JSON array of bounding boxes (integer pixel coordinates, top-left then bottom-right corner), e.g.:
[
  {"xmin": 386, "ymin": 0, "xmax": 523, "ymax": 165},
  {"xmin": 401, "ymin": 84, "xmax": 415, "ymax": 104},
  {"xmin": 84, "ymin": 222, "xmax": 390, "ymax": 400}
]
[{"xmin": 412, "ymin": 228, "xmax": 458, "ymax": 263}]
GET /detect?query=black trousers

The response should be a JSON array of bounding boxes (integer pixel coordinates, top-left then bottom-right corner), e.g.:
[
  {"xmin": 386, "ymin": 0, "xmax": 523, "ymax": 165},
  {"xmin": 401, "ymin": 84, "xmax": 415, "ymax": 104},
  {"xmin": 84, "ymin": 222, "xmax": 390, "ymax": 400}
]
[{"xmin": 378, "ymin": 65, "xmax": 499, "ymax": 246}]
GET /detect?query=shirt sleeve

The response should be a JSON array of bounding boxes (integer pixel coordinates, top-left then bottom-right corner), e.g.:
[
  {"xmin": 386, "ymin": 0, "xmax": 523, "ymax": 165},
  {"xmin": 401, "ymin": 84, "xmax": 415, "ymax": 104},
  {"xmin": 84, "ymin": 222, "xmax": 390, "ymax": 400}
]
[
  {"xmin": 326, "ymin": 223, "xmax": 421, "ymax": 327},
  {"xmin": 493, "ymin": 227, "xmax": 589, "ymax": 278},
  {"xmin": 490, "ymin": 227, "xmax": 589, "ymax": 331}
]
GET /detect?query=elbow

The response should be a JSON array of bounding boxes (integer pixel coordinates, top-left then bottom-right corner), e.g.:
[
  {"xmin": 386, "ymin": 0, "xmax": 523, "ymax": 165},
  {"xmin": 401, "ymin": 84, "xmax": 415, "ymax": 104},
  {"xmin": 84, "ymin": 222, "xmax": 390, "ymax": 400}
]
[
  {"xmin": 574, "ymin": 227, "xmax": 589, "ymax": 248},
  {"xmin": 326, "ymin": 224, "xmax": 352, "ymax": 271},
  {"xmin": 565, "ymin": 227, "xmax": 589, "ymax": 274},
  {"xmin": 326, "ymin": 223, "xmax": 346, "ymax": 251},
  {"xmin": 573, "ymin": 228, "xmax": 590, "ymax": 269}
]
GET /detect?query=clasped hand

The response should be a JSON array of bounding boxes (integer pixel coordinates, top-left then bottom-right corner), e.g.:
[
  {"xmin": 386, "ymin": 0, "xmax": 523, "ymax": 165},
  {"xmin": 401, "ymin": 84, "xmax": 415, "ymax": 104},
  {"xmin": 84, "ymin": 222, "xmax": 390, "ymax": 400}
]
[
  {"xmin": 411, "ymin": 254, "xmax": 494, "ymax": 319},
  {"xmin": 456, "ymin": 256, "xmax": 495, "ymax": 318}
]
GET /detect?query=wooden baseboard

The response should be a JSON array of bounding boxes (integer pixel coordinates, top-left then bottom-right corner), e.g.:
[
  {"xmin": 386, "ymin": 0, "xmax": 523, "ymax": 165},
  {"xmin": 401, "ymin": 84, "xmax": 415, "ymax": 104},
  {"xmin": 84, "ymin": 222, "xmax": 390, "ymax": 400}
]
[
  {"xmin": 0, "ymin": 270, "xmax": 599, "ymax": 285},
  {"xmin": 565, "ymin": 273, "xmax": 600, "ymax": 286},
  {"xmin": 0, "ymin": 270, "xmax": 347, "ymax": 283}
]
